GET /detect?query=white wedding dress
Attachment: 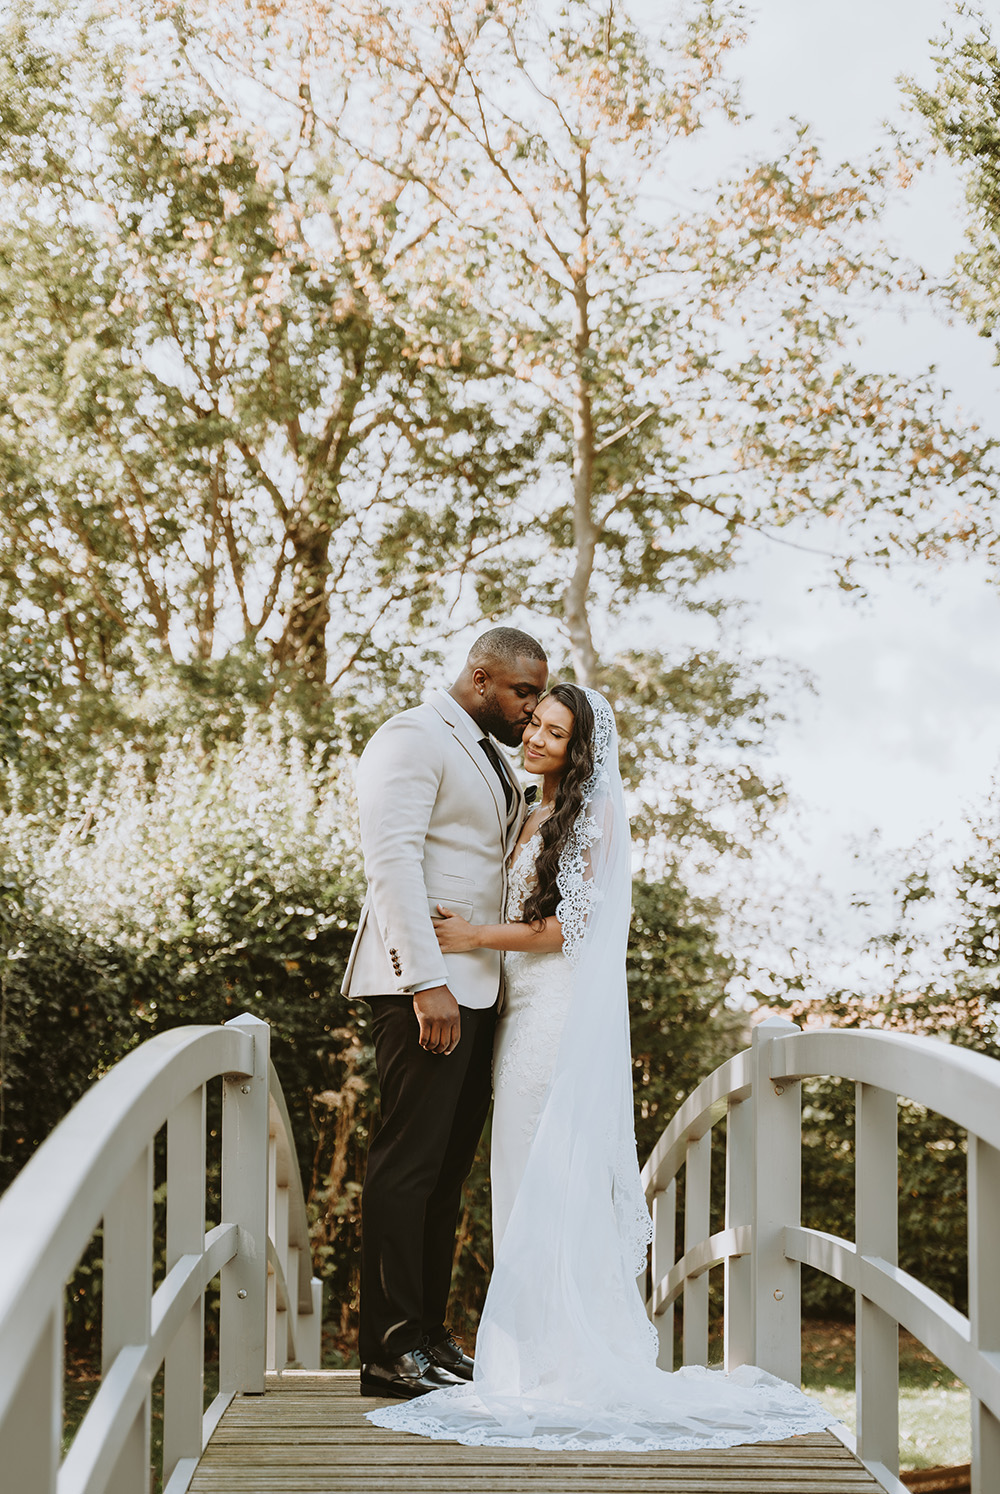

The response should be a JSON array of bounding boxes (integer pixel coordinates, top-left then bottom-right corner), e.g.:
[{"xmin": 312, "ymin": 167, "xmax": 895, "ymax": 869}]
[
  {"xmin": 490, "ymin": 827, "xmax": 574, "ymax": 1246},
  {"xmin": 368, "ymin": 690, "xmax": 835, "ymax": 1452}
]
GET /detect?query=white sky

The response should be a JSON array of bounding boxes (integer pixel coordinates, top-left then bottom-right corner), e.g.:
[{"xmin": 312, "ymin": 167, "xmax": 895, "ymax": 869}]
[{"xmin": 715, "ymin": 0, "xmax": 1000, "ymax": 984}]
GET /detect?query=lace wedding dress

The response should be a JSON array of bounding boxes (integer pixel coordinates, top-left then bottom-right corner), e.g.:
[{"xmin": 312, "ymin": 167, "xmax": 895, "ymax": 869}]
[{"xmin": 368, "ymin": 690, "xmax": 834, "ymax": 1452}]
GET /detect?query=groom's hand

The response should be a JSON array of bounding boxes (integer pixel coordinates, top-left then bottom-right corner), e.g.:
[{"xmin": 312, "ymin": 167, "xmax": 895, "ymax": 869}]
[{"xmin": 413, "ymin": 985, "xmax": 461, "ymax": 1056}]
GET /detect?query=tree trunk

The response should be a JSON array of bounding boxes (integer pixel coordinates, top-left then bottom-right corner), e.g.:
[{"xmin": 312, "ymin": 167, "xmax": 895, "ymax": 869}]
[
  {"xmin": 564, "ymin": 153, "xmax": 599, "ymax": 687},
  {"xmin": 274, "ymin": 315, "xmax": 371, "ymax": 692},
  {"xmin": 278, "ymin": 519, "xmax": 332, "ymax": 689}
]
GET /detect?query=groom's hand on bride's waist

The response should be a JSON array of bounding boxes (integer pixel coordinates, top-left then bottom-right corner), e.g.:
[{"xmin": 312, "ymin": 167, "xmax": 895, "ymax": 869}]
[{"xmin": 413, "ymin": 985, "xmax": 461, "ymax": 1056}]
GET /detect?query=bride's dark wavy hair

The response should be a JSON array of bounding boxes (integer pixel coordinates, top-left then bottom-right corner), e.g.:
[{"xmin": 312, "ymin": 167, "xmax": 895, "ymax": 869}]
[{"xmin": 522, "ymin": 683, "xmax": 595, "ymax": 927}]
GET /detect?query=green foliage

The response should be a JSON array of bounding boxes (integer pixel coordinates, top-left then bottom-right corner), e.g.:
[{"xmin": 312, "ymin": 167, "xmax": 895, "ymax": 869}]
[
  {"xmin": 5, "ymin": 0, "xmax": 994, "ymax": 1363},
  {"xmin": 0, "ymin": 720, "xmax": 745, "ymax": 1358},
  {"xmin": 795, "ymin": 1072, "xmax": 970, "ymax": 1320},
  {"xmin": 901, "ymin": 13, "xmax": 1000, "ymax": 568},
  {"xmin": 949, "ymin": 834, "xmax": 1000, "ymax": 1009},
  {"xmin": 306, "ymin": 0, "xmax": 998, "ymax": 659},
  {"xmin": 602, "ymin": 649, "xmax": 790, "ymax": 861},
  {"xmin": 0, "ymin": 718, "xmax": 370, "ymax": 1347},
  {"xmin": 776, "ymin": 788, "xmax": 1000, "ymax": 1319},
  {"xmin": 0, "ymin": 625, "xmax": 59, "ymax": 768},
  {"xmin": 906, "ymin": 14, "xmax": 1000, "ymax": 352},
  {"xmin": 3, "ymin": 0, "xmax": 995, "ymax": 873},
  {"xmin": 0, "ymin": 869, "xmax": 139, "ymax": 1190},
  {"xmin": 628, "ymin": 875, "xmax": 744, "ymax": 1161},
  {"xmin": 0, "ymin": 0, "xmax": 537, "ymax": 701},
  {"xmin": 763, "ymin": 782, "xmax": 1000, "ymax": 1320},
  {"xmin": 777, "ymin": 972, "xmax": 997, "ymax": 1318}
]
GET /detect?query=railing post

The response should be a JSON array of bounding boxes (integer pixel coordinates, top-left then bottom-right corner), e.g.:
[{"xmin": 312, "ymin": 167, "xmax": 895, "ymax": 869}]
[
  {"xmin": 725, "ymin": 1093, "xmax": 753, "ymax": 1370},
  {"xmin": 301, "ymin": 1278, "xmax": 324, "ymax": 1370},
  {"xmin": 220, "ymin": 1014, "xmax": 270, "ymax": 1395},
  {"xmin": 750, "ymin": 1015, "xmax": 801, "ymax": 1382},
  {"xmin": 0, "ymin": 1303, "xmax": 62, "ymax": 1494},
  {"xmin": 164, "ymin": 1085, "xmax": 207, "ymax": 1485},
  {"xmin": 103, "ymin": 1141, "xmax": 154, "ymax": 1494},
  {"xmin": 266, "ymin": 1134, "xmax": 290, "ymax": 1371},
  {"xmin": 683, "ymin": 1130, "xmax": 711, "ymax": 1366},
  {"xmin": 969, "ymin": 1134, "xmax": 1000, "ymax": 1494},
  {"xmin": 855, "ymin": 1082, "xmax": 899, "ymax": 1481},
  {"xmin": 650, "ymin": 1180, "xmax": 676, "ymax": 1370}
]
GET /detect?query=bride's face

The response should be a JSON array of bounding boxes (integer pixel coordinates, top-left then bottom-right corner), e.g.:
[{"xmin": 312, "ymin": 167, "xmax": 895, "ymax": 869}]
[{"xmin": 522, "ymin": 697, "xmax": 575, "ymax": 778}]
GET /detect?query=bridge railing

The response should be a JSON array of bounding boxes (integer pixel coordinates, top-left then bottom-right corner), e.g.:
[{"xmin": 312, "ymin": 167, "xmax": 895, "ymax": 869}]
[
  {"xmin": 641, "ymin": 1014, "xmax": 1000, "ymax": 1494},
  {"xmin": 0, "ymin": 1012, "xmax": 322, "ymax": 1494}
]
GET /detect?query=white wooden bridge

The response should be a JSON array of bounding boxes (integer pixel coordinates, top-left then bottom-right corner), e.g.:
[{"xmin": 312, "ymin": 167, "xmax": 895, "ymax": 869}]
[{"xmin": 1, "ymin": 1011, "xmax": 997, "ymax": 1494}]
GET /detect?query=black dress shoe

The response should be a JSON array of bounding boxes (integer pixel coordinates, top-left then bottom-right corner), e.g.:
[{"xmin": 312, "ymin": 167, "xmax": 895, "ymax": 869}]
[
  {"xmin": 425, "ymin": 1331, "xmax": 474, "ymax": 1382},
  {"xmin": 360, "ymin": 1347, "xmax": 464, "ymax": 1399}
]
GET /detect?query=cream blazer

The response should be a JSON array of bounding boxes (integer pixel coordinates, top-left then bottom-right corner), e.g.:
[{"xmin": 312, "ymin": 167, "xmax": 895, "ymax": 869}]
[{"xmin": 341, "ymin": 691, "xmax": 525, "ymax": 1008}]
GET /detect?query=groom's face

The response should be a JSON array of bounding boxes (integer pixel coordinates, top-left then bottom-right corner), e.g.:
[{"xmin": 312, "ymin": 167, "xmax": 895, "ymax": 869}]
[{"xmin": 475, "ymin": 655, "xmax": 548, "ymax": 747}]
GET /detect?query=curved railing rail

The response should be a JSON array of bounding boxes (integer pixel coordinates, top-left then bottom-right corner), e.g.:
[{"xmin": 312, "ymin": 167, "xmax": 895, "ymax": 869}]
[
  {"xmin": 0, "ymin": 1012, "xmax": 322, "ymax": 1494},
  {"xmin": 641, "ymin": 1015, "xmax": 1000, "ymax": 1494}
]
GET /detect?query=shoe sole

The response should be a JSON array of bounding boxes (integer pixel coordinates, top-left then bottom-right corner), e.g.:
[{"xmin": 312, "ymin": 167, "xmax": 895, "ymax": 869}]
[{"xmin": 359, "ymin": 1381, "xmax": 430, "ymax": 1399}]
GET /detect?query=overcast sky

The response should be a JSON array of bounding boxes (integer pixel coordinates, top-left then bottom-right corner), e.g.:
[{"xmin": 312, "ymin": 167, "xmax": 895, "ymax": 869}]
[{"xmin": 714, "ymin": 0, "xmax": 1000, "ymax": 983}]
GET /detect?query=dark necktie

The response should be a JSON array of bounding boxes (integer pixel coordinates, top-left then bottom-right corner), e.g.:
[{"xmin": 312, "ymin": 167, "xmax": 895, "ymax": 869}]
[{"xmin": 479, "ymin": 737, "xmax": 514, "ymax": 815}]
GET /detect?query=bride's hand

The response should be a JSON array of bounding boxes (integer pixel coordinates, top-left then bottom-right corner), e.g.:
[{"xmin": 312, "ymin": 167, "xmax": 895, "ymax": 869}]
[{"xmin": 434, "ymin": 906, "xmax": 480, "ymax": 953}]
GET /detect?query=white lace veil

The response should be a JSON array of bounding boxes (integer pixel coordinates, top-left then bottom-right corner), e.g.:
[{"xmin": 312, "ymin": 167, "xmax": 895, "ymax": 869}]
[{"xmin": 368, "ymin": 689, "xmax": 834, "ymax": 1450}]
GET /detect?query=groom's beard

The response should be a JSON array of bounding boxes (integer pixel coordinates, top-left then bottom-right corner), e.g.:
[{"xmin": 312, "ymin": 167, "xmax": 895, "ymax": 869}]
[{"xmin": 480, "ymin": 704, "xmax": 529, "ymax": 749}]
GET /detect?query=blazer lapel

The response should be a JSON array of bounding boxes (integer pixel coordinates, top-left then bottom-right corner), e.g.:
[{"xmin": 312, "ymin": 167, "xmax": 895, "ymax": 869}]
[{"xmin": 429, "ymin": 692, "xmax": 509, "ymax": 839}]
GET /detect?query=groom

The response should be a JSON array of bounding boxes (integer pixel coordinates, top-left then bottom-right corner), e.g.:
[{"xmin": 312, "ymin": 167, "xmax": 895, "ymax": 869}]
[{"xmin": 342, "ymin": 627, "xmax": 548, "ymax": 1399}]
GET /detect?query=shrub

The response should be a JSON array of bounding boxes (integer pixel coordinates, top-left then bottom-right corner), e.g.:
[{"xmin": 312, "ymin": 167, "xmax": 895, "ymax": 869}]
[{"xmin": 0, "ymin": 719, "xmax": 369, "ymax": 1352}]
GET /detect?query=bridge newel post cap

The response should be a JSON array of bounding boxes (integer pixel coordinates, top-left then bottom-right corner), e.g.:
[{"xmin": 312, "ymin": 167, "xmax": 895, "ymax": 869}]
[
  {"xmin": 225, "ymin": 1012, "xmax": 270, "ymax": 1037},
  {"xmin": 750, "ymin": 1014, "xmax": 800, "ymax": 1046},
  {"xmin": 224, "ymin": 1012, "xmax": 270, "ymax": 1075}
]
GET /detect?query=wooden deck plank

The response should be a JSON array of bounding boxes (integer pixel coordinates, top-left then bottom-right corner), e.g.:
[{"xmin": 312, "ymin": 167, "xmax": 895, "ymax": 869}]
[
  {"xmin": 193, "ymin": 1479, "xmax": 875, "ymax": 1491},
  {"xmin": 207, "ymin": 1441, "xmax": 861, "ymax": 1465},
  {"xmin": 189, "ymin": 1374, "xmax": 886, "ymax": 1494},
  {"xmin": 193, "ymin": 1479, "xmax": 875, "ymax": 1489}
]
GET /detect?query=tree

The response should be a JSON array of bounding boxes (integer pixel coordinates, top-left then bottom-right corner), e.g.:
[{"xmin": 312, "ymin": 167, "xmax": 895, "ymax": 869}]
[
  {"xmin": 0, "ymin": 627, "xmax": 57, "ymax": 769},
  {"xmin": 0, "ymin": 715, "xmax": 749, "ymax": 1355},
  {"xmin": 901, "ymin": 13, "xmax": 1000, "ymax": 568},
  {"xmin": 180, "ymin": 0, "xmax": 998, "ymax": 853},
  {"xmin": 628, "ymin": 874, "xmax": 744, "ymax": 1159},
  {"xmin": 0, "ymin": 719, "xmax": 370, "ymax": 1349},
  {"xmin": 0, "ymin": 0, "xmax": 538, "ymax": 715},
  {"xmin": 772, "ymin": 810, "xmax": 1000, "ymax": 1319},
  {"xmin": 905, "ymin": 13, "xmax": 1000, "ymax": 356},
  {"xmin": 7, "ymin": 0, "xmax": 991, "ymax": 844}
]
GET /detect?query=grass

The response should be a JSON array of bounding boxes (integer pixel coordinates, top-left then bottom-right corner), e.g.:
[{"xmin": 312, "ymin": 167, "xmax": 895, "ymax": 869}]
[{"xmin": 800, "ymin": 1319, "xmax": 971, "ymax": 1472}]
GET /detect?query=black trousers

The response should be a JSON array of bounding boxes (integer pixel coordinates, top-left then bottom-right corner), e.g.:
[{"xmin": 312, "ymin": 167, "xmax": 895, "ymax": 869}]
[{"xmin": 359, "ymin": 996, "xmax": 496, "ymax": 1363}]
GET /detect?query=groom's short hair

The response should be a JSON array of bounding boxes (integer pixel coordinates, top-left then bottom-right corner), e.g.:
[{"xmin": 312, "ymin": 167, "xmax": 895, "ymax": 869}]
[{"xmin": 469, "ymin": 627, "xmax": 546, "ymax": 667}]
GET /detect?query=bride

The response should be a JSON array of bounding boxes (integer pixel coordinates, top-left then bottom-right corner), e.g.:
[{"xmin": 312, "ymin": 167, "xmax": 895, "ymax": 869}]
[{"xmin": 367, "ymin": 684, "xmax": 833, "ymax": 1451}]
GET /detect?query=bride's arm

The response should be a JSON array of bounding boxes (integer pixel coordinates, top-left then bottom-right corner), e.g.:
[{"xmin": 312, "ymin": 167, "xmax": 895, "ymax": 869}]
[{"xmin": 434, "ymin": 906, "xmax": 563, "ymax": 954}]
